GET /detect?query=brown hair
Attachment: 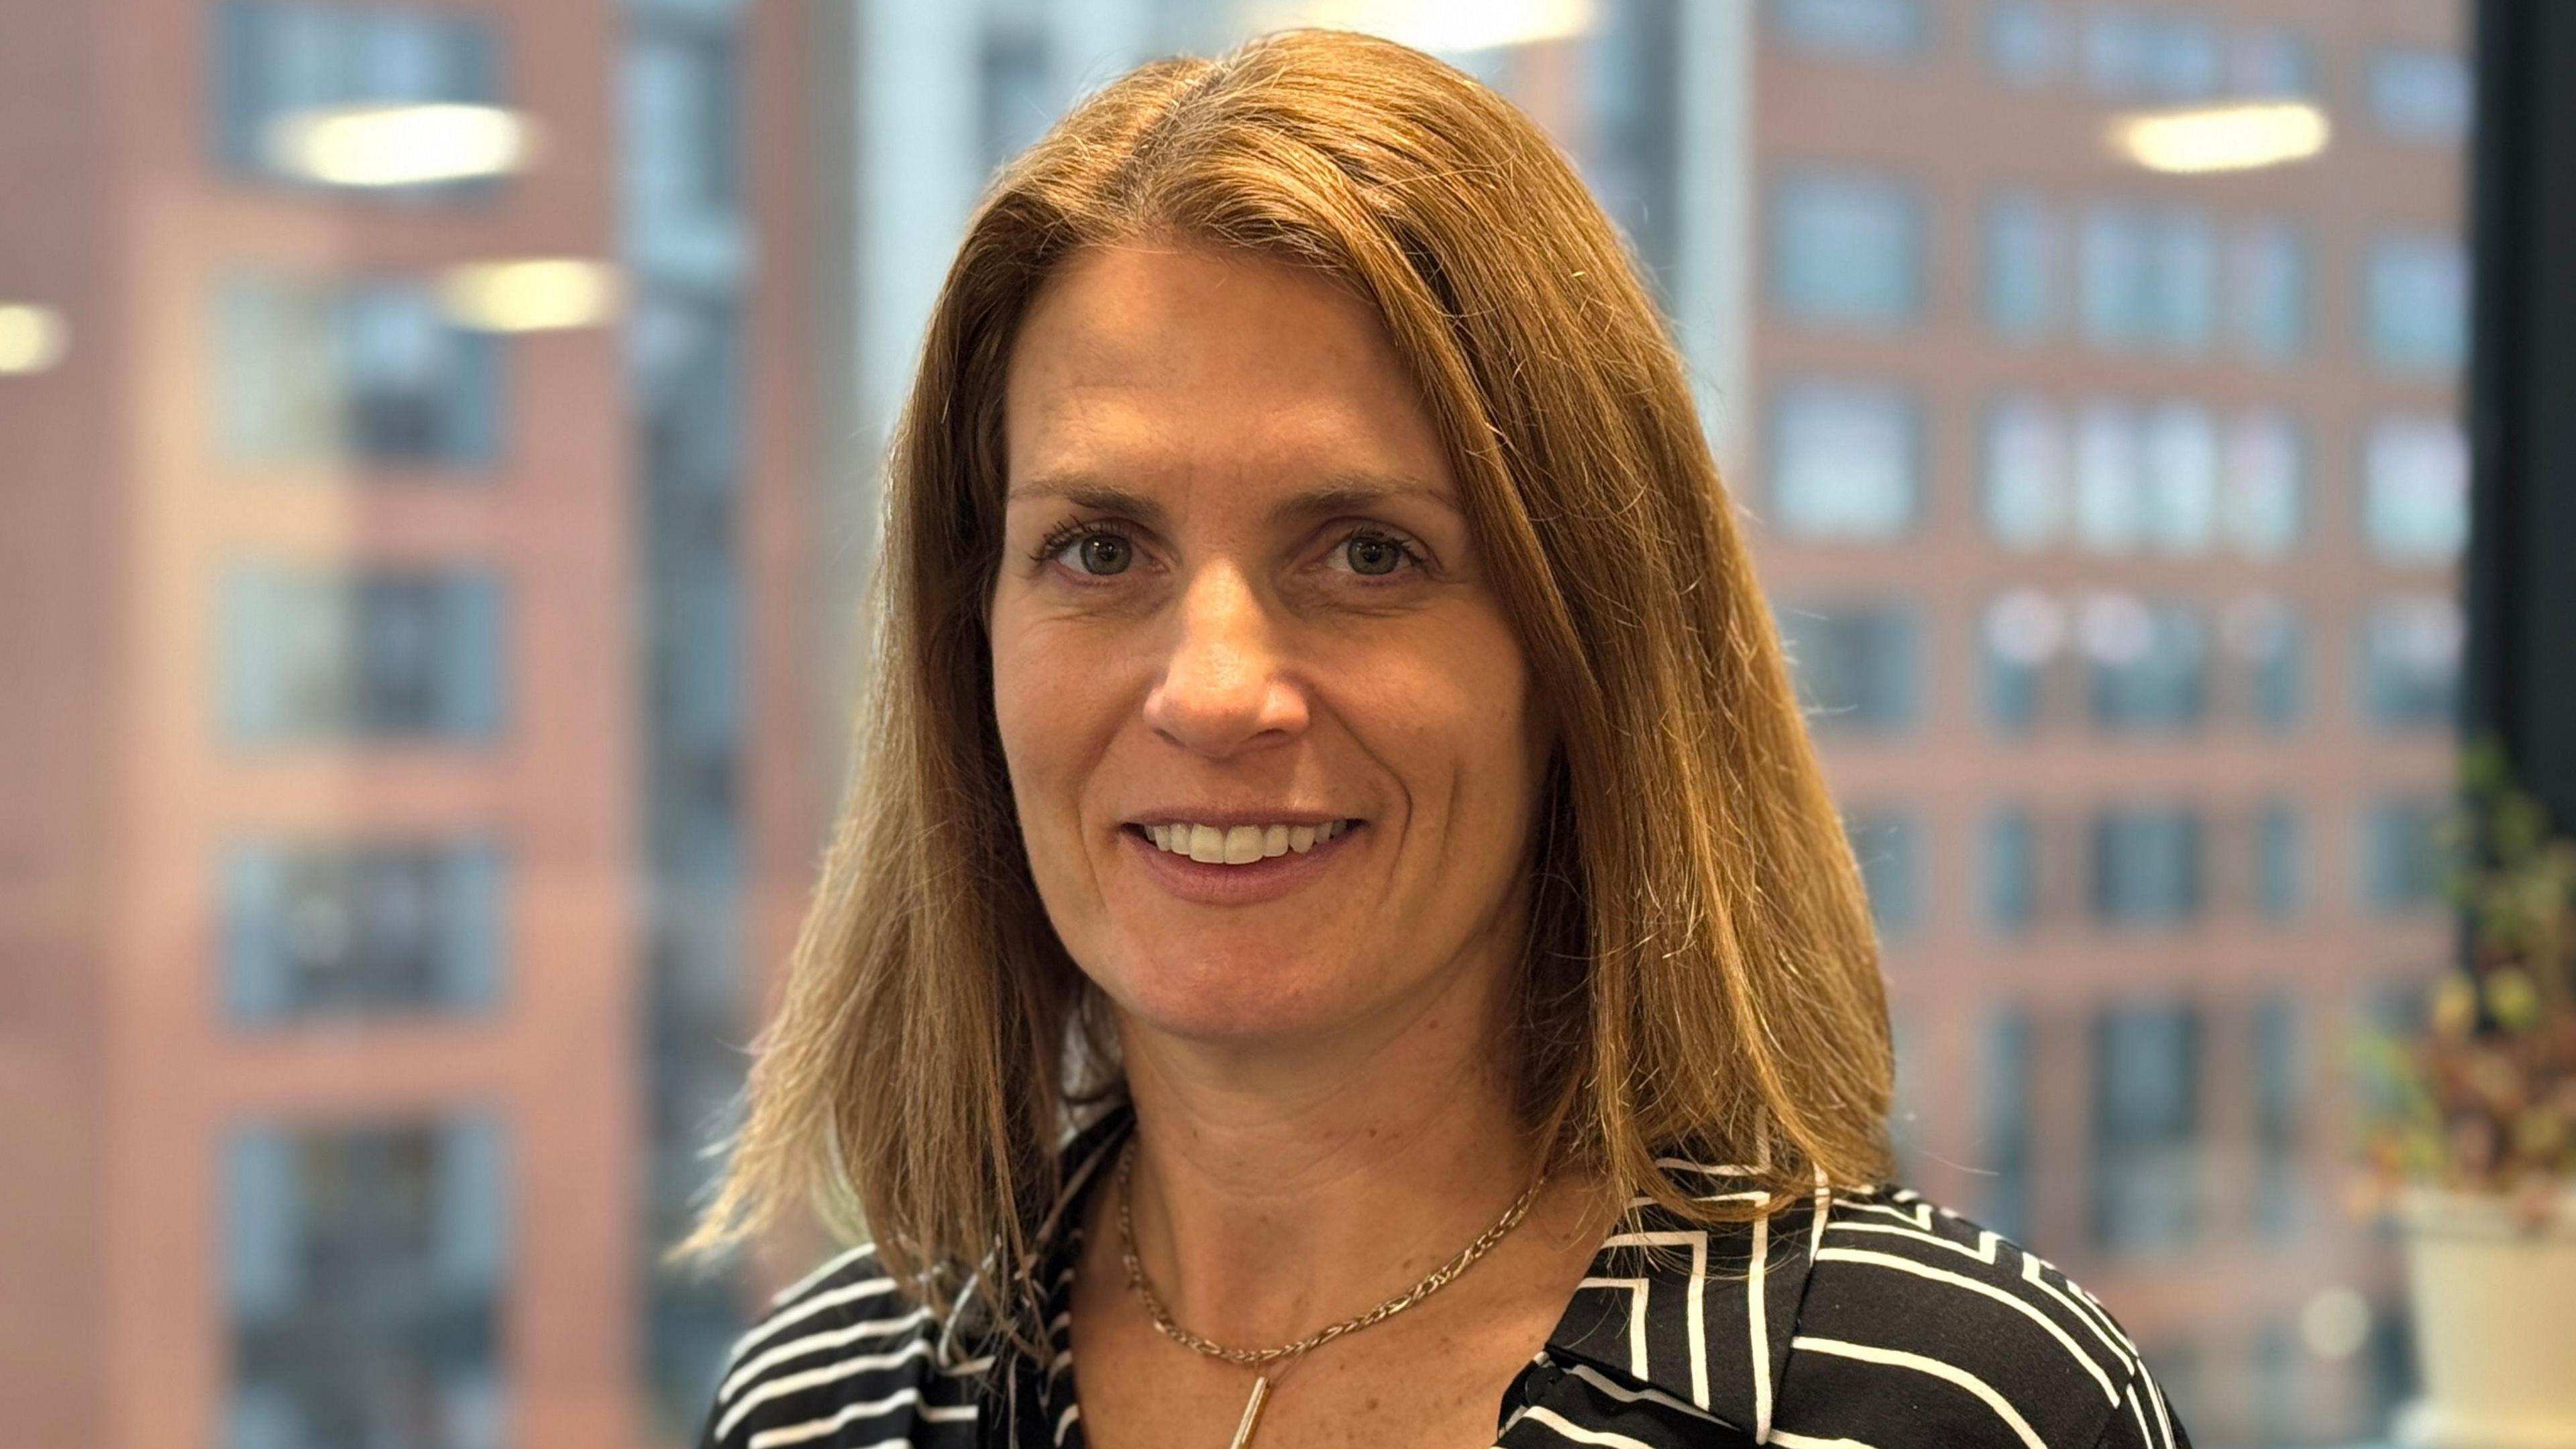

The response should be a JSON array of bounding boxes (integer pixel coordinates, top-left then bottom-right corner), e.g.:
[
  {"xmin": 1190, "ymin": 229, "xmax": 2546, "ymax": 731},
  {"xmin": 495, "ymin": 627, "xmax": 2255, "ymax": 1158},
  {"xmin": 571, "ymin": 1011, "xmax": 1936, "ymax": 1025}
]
[{"xmin": 675, "ymin": 28, "xmax": 1892, "ymax": 1331}]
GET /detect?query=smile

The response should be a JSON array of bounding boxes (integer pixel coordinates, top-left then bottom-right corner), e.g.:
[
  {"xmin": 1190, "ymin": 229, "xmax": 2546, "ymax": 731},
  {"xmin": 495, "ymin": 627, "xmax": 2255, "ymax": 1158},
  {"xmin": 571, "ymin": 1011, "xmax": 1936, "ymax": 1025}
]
[{"xmin": 1136, "ymin": 820, "xmax": 1356, "ymax": 865}]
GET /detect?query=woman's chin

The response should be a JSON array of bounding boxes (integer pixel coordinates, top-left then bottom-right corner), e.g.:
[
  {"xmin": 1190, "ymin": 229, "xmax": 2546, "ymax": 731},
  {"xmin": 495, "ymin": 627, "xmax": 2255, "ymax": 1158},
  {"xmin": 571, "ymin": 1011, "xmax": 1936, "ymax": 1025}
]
[{"xmin": 1095, "ymin": 947, "xmax": 1358, "ymax": 1048}]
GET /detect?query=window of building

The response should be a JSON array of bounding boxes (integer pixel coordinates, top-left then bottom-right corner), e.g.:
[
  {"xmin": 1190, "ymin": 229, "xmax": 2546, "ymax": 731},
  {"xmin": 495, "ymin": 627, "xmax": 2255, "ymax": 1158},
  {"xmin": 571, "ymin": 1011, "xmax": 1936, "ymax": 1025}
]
[
  {"xmin": 2360, "ymin": 594, "xmax": 2463, "ymax": 731},
  {"xmin": 1980, "ymin": 590, "xmax": 2064, "ymax": 732},
  {"xmin": 2229, "ymin": 28, "xmax": 2315, "ymax": 97},
  {"xmin": 626, "ymin": 22, "xmax": 747, "ymax": 280},
  {"xmin": 221, "ymin": 566, "xmax": 506, "ymax": 743},
  {"xmin": 2361, "ymin": 795, "xmax": 2451, "ymax": 912},
  {"xmin": 1845, "ymin": 808, "xmax": 1925, "ymax": 940},
  {"xmin": 2081, "ymin": 7, "xmax": 2220, "ymax": 102},
  {"xmin": 217, "ymin": 274, "xmax": 502, "ymax": 468},
  {"xmin": 1767, "ymin": 380, "xmax": 1919, "ymax": 541},
  {"xmin": 1983, "ymin": 394, "xmax": 2066, "ymax": 549},
  {"xmin": 2255, "ymin": 800, "xmax": 2304, "ymax": 920},
  {"xmin": 2368, "ymin": 46, "xmax": 2472, "ymax": 144},
  {"xmin": 2140, "ymin": 401, "xmax": 2217, "ymax": 555},
  {"xmin": 2090, "ymin": 1002, "xmax": 2202, "ymax": 1253},
  {"xmin": 225, "ymin": 1116, "xmax": 506, "ymax": 1449},
  {"xmin": 1768, "ymin": 0, "xmax": 1928, "ymax": 62},
  {"xmin": 222, "ymin": 839, "xmax": 504, "ymax": 1023},
  {"xmin": 1776, "ymin": 601, "xmax": 1921, "ymax": 733},
  {"xmin": 2090, "ymin": 804, "xmax": 2203, "ymax": 925},
  {"xmin": 2363, "ymin": 415, "xmax": 2469, "ymax": 564},
  {"xmin": 1984, "ymin": 806, "xmax": 2038, "ymax": 932},
  {"xmin": 2222, "ymin": 593, "xmax": 2305, "ymax": 731},
  {"xmin": 1984, "ymin": 192, "xmax": 2061, "ymax": 339},
  {"xmin": 1980, "ymin": 1006, "xmax": 2036, "ymax": 1243},
  {"xmin": 2220, "ymin": 409, "xmax": 2303, "ymax": 557},
  {"xmin": 1771, "ymin": 169, "xmax": 1923, "ymax": 329},
  {"xmin": 2253, "ymin": 996, "xmax": 2304, "ymax": 1239},
  {"xmin": 2226, "ymin": 221, "xmax": 2308, "ymax": 360},
  {"xmin": 2080, "ymin": 203, "xmax": 2214, "ymax": 353},
  {"xmin": 1983, "ymin": 0, "xmax": 2061, "ymax": 87},
  {"xmin": 2074, "ymin": 398, "xmax": 2144, "ymax": 551},
  {"xmin": 2366, "ymin": 233, "xmax": 2469, "ymax": 374},
  {"xmin": 2085, "ymin": 597, "xmax": 2207, "ymax": 731},
  {"xmin": 979, "ymin": 21, "xmax": 1056, "ymax": 177},
  {"xmin": 214, "ymin": 2, "xmax": 502, "ymax": 189}
]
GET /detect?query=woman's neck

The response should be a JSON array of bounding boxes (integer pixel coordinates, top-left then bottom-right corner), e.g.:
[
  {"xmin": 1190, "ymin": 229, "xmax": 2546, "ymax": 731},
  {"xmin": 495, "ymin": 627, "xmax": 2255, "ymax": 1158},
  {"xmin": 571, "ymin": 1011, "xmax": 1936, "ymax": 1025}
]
[{"xmin": 1106, "ymin": 955, "xmax": 1549, "ymax": 1349}]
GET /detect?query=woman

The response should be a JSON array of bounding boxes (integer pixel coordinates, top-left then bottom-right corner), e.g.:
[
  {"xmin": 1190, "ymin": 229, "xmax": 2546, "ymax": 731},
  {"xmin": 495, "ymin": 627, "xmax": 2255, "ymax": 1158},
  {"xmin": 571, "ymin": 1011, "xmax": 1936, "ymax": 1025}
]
[{"xmin": 682, "ymin": 29, "xmax": 2190, "ymax": 1449}]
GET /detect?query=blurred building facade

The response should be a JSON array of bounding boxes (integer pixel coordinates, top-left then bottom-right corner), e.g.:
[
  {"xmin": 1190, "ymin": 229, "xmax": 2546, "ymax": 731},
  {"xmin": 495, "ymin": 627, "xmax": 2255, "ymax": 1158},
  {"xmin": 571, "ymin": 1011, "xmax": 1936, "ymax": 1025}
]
[
  {"xmin": 0, "ymin": 0, "xmax": 826, "ymax": 1444},
  {"xmin": 0, "ymin": 1, "xmax": 2471, "ymax": 1448}
]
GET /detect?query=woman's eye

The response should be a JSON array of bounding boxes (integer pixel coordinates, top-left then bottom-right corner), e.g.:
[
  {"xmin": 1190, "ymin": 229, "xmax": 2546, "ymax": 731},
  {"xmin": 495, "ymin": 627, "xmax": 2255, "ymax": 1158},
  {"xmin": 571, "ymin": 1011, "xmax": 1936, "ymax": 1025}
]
[
  {"xmin": 1338, "ymin": 532, "xmax": 1412, "ymax": 578},
  {"xmin": 1057, "ymin": 532, "xmax": 1132, "ymax": 576}
]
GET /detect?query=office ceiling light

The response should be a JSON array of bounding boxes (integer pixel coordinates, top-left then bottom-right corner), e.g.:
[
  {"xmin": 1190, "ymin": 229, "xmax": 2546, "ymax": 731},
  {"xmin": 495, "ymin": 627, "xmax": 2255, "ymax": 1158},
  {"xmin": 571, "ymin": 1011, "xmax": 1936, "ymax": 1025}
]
[
  {"xmin": 0, "ymin": 303, "xmax": 68, "ymax": 375},
  {"xmin": 1260, "ymin": 0, "xmax": 1596, "ymax": 52},
  {"xmin": 2108, "ymin": 101, "xmax": 2330, "ymax": 175},
  {"xmin": 438, "ymin": 259, "xmax": 623, "ymax": 333},
  {"xmin": 264, "ymin": 103, "xmax": 537, "ymax": 187}
]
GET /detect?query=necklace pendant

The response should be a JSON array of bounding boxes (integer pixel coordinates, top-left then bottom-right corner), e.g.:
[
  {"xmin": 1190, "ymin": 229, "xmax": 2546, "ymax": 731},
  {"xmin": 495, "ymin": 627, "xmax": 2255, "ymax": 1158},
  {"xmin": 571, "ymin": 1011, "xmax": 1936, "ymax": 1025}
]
[{"xmin": 1226, "ymin": 1375, "xmax": 1272, "ymax": 1449}]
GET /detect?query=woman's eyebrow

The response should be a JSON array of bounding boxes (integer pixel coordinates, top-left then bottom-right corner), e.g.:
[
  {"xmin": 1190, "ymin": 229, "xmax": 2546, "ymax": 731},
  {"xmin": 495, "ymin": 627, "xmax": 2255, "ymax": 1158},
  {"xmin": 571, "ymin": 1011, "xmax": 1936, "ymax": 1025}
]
[{"xmin": 1005, "ymin": 472, "xmax": 1461, "ymax": 528}]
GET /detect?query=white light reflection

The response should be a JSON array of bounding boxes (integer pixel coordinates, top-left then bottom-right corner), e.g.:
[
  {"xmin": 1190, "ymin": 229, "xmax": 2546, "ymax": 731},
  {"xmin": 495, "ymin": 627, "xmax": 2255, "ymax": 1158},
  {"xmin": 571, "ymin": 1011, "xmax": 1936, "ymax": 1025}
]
[
  {"xmin": 0, "ymin": 303, "xmax": 68, "ymax": 375},
  {"xmin": 438, "ymin": 260, "xmax": 624, "ymax": 333},
  {"xmin": 2108, "ymin": 101, "xmax": 2330, "ymax": 175},
  {"xmin": 263, "ymin": 103, "xmax": 537, "ymax": 188}
]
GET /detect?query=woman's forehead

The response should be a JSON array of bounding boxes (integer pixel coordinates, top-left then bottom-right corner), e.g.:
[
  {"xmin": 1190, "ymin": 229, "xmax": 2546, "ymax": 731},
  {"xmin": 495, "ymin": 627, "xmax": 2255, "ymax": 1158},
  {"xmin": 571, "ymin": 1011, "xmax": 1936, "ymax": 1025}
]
[{"xmin": 1002, "ymin": 244, "xmax": 1456, "ymax": 503}]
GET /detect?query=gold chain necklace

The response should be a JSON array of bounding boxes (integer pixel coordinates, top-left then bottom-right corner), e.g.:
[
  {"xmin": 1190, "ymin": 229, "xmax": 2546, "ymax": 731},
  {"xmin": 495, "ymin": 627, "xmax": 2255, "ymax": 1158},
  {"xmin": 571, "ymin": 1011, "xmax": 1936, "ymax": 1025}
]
[{"xmin": 1112, "ymin": 1134, "xmax": 1547, "ymax": 1448}]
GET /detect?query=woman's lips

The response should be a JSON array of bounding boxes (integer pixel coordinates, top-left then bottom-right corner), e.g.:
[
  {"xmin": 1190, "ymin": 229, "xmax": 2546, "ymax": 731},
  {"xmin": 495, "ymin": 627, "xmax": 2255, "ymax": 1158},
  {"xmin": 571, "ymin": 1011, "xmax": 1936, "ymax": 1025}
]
[{"xmin": 1120, "ymin": 820, "xmax": 1364, "ymax": 906}]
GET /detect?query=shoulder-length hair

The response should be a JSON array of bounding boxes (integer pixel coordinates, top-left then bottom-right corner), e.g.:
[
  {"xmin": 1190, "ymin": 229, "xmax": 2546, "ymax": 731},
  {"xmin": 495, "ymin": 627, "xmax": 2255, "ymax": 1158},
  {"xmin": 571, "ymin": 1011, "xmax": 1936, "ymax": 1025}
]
[{"xmin": 677, "ymin": 26, "xmax": 1892, "ymax": 1327}]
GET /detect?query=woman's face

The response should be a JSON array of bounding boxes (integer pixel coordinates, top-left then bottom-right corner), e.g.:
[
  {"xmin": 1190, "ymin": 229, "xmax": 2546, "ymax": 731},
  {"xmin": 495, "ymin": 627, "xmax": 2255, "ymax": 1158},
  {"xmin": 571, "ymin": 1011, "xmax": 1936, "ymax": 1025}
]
[{"xmin": 989, "ymin": 244, "xmax": 1552, "ymax": 1049}]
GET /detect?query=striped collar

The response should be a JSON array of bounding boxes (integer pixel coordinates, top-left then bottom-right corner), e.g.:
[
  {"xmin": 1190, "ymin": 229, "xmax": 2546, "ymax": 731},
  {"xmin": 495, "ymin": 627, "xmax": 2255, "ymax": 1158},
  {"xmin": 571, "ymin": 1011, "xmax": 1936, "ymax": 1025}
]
[
  {"xmin": 1538, "ymin": 1159, "xmax": 1831, "ymax": 1442},
  {"xmin": 1017, "ymin": 1110, "xmax": 1828, "ymax": 1445}
]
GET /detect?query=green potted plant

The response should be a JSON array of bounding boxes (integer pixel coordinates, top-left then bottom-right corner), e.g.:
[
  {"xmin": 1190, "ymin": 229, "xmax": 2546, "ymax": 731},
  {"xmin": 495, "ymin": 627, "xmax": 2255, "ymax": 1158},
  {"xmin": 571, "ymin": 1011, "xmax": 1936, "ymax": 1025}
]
[{"xmin": 2357, "ymin": 735, "xmax": 2576, "ymax": 1447}]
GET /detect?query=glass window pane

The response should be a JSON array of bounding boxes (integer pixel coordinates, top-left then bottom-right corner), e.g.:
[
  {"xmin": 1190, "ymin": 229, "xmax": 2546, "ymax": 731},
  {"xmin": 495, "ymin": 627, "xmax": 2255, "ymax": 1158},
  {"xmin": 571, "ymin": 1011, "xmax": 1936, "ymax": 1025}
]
[
  {"xmin": 2090, "ymin": 804, "xmax": 2204, "ymax": 925},
  {"xmin": 1982, "ymin": 394, "xmax": 2065, "ymax": 549},
  {"xmin": 2369, "ymin": 46, "xmax": 2472, "ymax": 144},
  {"xmin": 1777, "ymin": 601, "xmax": 1921, "ymax": 733},
  {"xmin": 2220, "ymin": 409, "xmax": 2304, "ymax": 558},
  {"xmin": 221, "ymin": 566, "xmax": 506, "ymax": 743},
  {"xmin": 1984, "ymin": 806, "xmax": 2037, "ymax": 932},
  {"xmin": 2359, "ymin": 594, "xmax": 2463, "ymax": 731},
  {"xmin": 2085, "ymin": 597, "xmax": 2206, "ymax": 732},
  {"xmin": 2361, "ymin": 795, "xmax": 2451, "ymax": 912},
  {"xmin": 1768, "ymin": 0, "xmax": 1928, "ymax": 61},
  {"xmin": 2091, "ymin": 1003, "xmax": 2203, "ymax": 1253},
  {"xmin": 1845, "ymin": 808, "xmax": 1924, "ymax": 940},
  {"xmin": 2367, "ymin": 233, "xmax": 2469, "ymax": 374},
  {"xmin": 1767, "ymin": 380, "xmax": 1919, "ymax": 540},
  {"xmin": 225, "ymin": 1117, "xmax": 507, "ymax": 1449},
  {"xmin": 2364, "ymin": 415, "xmax": 2469, "ymax": 563},
  {"xmin": 1770, "ymin": 168, "xmax": 1922, "ymax": 328},
  {"xmin": 1983, "ymin": 192, "xmax": 2060, "ymax": 340},
  {"xmin": 1982, "ymin": 0, "xmax": 2061, "ymax": 87},
  {"xmin": 2226, "ymin": 221, "xmax": 2308, "ymax": 360},
  {"xmin": 1981, "ymin": 590, "xmax": 2065, "ymax": 733}
]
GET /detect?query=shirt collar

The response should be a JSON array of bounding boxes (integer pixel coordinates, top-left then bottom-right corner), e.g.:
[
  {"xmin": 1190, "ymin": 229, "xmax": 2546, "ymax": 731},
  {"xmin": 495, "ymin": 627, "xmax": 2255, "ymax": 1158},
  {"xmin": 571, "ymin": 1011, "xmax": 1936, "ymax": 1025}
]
[
  {"xmin": 1538, "ymin": 1160, "xmax": 1831, "ymax": 1442},
  {"xmin": 1021, "ymin": 1113, "xmax": 1831, "ymax": 1444}
]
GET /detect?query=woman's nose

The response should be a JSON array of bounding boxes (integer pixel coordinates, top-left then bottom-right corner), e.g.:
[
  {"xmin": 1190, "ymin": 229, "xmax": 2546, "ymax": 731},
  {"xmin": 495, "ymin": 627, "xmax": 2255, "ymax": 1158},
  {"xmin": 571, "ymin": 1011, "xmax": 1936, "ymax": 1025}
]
[{"xmin": 1140, "ymin": 565, "xmax": 1308, "ymax": 757}]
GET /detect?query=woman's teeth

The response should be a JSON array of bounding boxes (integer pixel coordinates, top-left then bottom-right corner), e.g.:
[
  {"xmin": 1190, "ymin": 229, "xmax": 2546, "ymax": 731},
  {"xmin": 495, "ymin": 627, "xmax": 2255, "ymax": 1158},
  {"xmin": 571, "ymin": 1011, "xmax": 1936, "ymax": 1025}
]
[{"xmin": 1145, "ymin": 820, "xmax": 1350, "ymax": 864}]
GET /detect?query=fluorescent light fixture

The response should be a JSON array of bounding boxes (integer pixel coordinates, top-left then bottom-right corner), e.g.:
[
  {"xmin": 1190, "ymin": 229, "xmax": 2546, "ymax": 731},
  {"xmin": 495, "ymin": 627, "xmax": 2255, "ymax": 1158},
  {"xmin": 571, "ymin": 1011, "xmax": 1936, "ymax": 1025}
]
[
  {"xmin": 0, "ymin": 303, "xmax": 68, "ymax": 375},
  {"xmin": 437, "ymin": 259, "xmax": 623, "ymax": 333},
  {"xmin": 263, "ymin": 103, "xmax": 537, "ymax": 187},
  {"xmin": 2108, "ymin": 101, "xmax": 2330, "ymax": 175},
  {"xmin": 1258, "ymin": 0, "xmax": 1597, "ymax": 52}
]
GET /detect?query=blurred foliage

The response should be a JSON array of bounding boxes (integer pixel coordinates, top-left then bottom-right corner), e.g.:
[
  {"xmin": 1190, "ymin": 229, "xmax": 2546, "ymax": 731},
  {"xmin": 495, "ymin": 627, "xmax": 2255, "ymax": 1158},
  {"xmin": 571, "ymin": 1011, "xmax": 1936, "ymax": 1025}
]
[{"xmin": 2355, "ymin": 735, "xmax": 2576, "ymax": 1213}]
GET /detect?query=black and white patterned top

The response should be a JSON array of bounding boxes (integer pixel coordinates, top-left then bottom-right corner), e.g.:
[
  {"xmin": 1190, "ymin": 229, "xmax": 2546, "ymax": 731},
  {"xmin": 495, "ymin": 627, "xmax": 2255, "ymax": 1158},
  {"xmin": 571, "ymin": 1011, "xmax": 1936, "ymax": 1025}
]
[{"xmin": 698, "ymin": 1108, "xmax": 2193, "ymax": 1449}]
